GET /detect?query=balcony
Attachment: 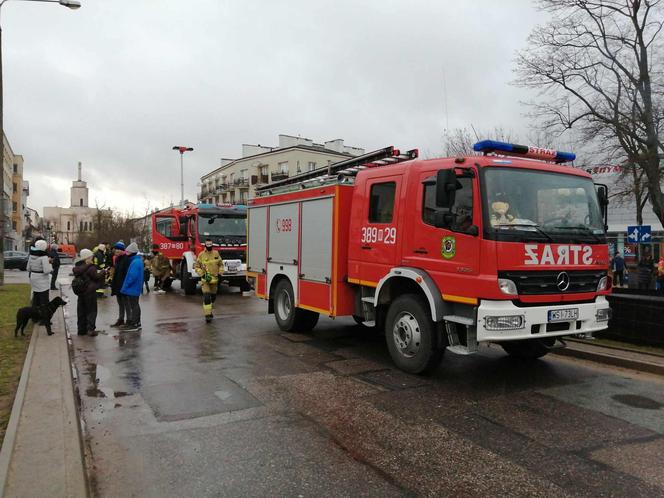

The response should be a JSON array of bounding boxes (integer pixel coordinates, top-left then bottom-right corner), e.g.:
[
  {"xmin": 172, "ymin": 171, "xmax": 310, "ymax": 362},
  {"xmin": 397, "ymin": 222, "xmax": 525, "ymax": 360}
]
[
  {"xmin": 234, "ymin": 178, "xmax": 249, "ymax": 188},
  {"xmin": 271, "ymin": 171, "xmax": 289, "ymax": 182},
  {"xmin": 215, "ymin": 183, "xmax": 231, "ymax": 193}
]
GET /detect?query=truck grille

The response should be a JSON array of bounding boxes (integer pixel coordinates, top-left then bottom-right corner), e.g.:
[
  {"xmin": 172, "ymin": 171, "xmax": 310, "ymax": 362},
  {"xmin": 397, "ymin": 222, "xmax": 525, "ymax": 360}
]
[
  {"xmin": 498, "ymin": 270, "xmax": 606, "ymax": 295},
  {"xmin": 218, "ymin": 250, "xmax": 245, "ymax": 262}
]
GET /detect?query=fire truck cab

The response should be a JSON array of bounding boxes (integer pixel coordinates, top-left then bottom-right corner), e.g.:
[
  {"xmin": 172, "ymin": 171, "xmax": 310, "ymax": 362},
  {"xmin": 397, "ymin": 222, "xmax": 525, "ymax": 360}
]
[
  {"xmin": 248, "ymin": 143, "xmax": 612, "ymax": 374},
  {"xmin": 152, "ymin": 203, "xmax": 249, "ymax": 295}
]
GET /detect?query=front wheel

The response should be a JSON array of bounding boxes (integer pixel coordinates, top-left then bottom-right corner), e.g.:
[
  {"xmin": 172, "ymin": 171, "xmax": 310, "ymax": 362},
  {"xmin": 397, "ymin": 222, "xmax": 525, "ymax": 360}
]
[
  {"xmin": 501, "ymin": 337, "xmax": 555, "ymax": 359},
  {"xmin": 273, "ymin": 279, "xmax": 319, "ymax": 332},
  {"xmin": 180, "ymin": 261, "xmax": 197, "ymax": 295},
  {"xmin": 385, "ymin": 294, "xmax": 443, "ymax": 374}
]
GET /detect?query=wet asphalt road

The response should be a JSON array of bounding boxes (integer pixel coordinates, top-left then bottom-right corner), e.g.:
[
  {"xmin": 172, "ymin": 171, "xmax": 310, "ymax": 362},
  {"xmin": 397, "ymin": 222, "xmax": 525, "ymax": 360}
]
[{"xmin": 62, "ymin": 279, "xmax": 664, "ymax": 497}]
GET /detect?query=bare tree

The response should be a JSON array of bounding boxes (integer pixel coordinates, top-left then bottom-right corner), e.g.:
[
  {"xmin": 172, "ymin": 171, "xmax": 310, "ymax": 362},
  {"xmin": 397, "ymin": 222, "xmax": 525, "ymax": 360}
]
[
  {"xmin": 515, "ymin": 0, "xmax": 664, "ymax": 224},
  {"xmin": 442, "ymin": 126, "xmax": 519, "ymax": 156}
]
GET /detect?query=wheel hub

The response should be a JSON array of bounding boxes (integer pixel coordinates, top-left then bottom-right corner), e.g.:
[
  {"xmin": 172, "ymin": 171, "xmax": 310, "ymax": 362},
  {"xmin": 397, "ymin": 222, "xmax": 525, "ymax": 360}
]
[
  {"xmin": 392, "ymin": 312, "xmax": 421, "ymax": 358},
  {"xmin": 277, "ymin": 289, "xmax": 291, "ymax": 319}
]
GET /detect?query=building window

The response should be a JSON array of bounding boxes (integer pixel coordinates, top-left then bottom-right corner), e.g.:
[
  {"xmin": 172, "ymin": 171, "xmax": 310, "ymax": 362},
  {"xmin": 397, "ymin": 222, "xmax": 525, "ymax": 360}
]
[
  {"xmin": 12, "ymin": 221, "xmax": 16, "ymax": 230},
  {"xmin": 240, "ymin": 192, "xmax": 247, "ymax": 204},
  {"xmin": 80, "ymin": 221, "xmax": 83, "ymax": 232},
  {"xmin": 67, "ymin": 221, "xmax": 71, "ymax": 231},
  {"xmin": 368, "ymin": 182, "xmax": 396, "ymax": 223},
  {"xmin": 80, "ymin": 198, "xmax": 83, "ymax": 206},
  {"xmin": 12, "ymin": 201, "xmax": 17, "ymax": 212},
  {"xmin": 278, "ymin": 161, "xmax": 289, "ymax": 174},
  {"xmin": 12, "ymin": 182, "xmax": 17, "ymax": 193},
  {"xmin": 308, "ymin": 162, "xmax": 316, "ymax": 171},
  {"xmin": 84, "ymin": 221, "xmax": 88, "ymax": 232},
  {"xmin": 230, "ymin": 192, "xmax": 235, "ymax": 203},
  {"xmin": 13, "ymin": 164, "xmax": 17, "ymax": 173}
]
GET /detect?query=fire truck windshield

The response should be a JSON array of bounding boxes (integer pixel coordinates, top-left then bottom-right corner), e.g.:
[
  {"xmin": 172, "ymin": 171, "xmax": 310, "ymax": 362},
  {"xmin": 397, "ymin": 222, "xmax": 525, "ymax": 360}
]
[
  {"xmin": 198, "ymin": 214, "xmax": 247, "ymax": 238},
  {"xmin": 483, "ymin": 168, "xmax": 605, "ymax": 243}
]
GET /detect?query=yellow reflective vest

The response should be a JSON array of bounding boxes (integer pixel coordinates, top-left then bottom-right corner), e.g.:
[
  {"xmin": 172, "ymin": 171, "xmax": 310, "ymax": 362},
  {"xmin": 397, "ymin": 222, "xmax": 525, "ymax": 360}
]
[{"xmin": 195, "ymin": 249, "xmax": 223, "ymax": 284}]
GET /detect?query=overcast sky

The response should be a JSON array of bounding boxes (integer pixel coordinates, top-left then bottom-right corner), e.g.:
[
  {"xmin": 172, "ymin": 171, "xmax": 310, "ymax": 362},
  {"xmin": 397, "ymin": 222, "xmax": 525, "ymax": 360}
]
[{"xmin": 3, "ymin": 0, "xmax": 548, "ymax": 215}]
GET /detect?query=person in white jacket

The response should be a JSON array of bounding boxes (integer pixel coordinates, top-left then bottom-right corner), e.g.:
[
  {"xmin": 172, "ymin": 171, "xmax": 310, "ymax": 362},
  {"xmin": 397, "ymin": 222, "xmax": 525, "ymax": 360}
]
[{"xmin": 28, "ymin": 239, "xmax": 53, "ymax": 324}]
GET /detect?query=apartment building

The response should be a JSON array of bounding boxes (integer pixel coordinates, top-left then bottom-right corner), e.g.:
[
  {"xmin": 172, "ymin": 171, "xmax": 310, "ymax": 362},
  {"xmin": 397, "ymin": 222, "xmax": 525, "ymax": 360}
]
[
  {"xmin": 200, "ymin": 135, "xmax": 364, "ymax": 204},
  {"xmin": 2, "ymin": 133, "xmax": 26, "ymax": 250}
]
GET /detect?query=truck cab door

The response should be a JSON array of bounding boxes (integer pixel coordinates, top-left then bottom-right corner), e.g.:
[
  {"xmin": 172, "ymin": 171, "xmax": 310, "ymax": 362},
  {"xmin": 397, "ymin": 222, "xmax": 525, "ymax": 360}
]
[
  {"xmin": 402, "ymin": 168, "xmax": 481, "ymax": 296},
  {"xmin": 357, "ymin": 176, "xmax": 402, "ymax": 284}
]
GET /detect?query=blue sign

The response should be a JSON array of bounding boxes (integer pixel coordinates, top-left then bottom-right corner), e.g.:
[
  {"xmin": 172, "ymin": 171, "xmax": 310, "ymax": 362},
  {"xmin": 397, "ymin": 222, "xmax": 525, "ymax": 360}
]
[{"xmin": 627, "ymin": 225, "xmax": 652, "ymax": 243}]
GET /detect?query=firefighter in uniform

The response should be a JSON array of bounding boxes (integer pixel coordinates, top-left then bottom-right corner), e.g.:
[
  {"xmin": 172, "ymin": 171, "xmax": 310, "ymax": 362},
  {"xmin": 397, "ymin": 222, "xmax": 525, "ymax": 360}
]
[
  {"xmin": 92, "ymin": 243, "xmax": 109, "ymax": 297},
  {"xmin": 194, "ymin": 239, "xmax": 223, "ymax": 323}
]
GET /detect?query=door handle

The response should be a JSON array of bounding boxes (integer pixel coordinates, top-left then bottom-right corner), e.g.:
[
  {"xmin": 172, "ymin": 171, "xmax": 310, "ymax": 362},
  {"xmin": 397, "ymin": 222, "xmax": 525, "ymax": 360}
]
[
  {"xmin": 361, "ymin": 245, "xmax": 372, "ymax": 250},
  {"xmin": 414, "ymin": 248, "xmax": 428, "ymax": 254}
]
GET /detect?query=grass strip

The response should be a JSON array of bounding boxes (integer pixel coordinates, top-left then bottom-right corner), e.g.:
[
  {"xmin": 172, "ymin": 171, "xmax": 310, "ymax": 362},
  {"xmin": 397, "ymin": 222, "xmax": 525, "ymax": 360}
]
[{"xmin": 0, "ymin": 284, "xmax": 32, "ymax": 445}]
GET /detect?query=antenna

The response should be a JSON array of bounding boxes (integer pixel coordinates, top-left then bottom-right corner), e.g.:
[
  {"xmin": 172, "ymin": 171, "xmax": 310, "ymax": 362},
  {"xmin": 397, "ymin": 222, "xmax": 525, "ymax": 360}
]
[
  {"xmin": 442, "ymin": 66, "xmax": 449, "ymax": 132},
  {"xmin": 470, "ymin": 124, "xmax": 480, "ymax": 141}
]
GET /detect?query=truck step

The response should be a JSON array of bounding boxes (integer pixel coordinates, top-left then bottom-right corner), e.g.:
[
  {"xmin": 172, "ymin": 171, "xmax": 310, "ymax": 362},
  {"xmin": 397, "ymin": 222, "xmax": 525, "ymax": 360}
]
[
  {"xmin": 446, "ymin": 345, "xmax": 477, "ymax": 355},
  {"xmin": 443, "ymin": 315, "xmax": 475, "ymax": 326},
  {"xmin": 361, "ymin": 297, "xmax": 375, "ymax": 304}
]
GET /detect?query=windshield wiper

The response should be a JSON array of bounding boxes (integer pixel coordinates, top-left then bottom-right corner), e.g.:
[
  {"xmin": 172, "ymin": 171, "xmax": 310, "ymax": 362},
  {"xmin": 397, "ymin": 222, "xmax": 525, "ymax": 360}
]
[
  {"xmin": 553, "ymin": 225, "xmax": 603, "ymax": 242},
  {"xmin": 493, "ymin": 223, "xmax": 553, "ymax": 242}
]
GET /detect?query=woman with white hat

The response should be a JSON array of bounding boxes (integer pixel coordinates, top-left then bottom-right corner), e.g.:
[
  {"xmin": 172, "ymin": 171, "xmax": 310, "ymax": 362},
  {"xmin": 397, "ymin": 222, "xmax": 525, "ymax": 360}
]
[{"xmin": 28, "ymin": 238, "xmax": 53, "ymax": 324}]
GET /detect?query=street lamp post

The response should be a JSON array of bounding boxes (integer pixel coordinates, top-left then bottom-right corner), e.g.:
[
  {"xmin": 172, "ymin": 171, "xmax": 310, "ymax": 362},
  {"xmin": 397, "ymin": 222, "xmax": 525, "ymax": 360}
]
[
  {"xmin": 172, "ymin": 145, "xmax": 193, "ymax": 206},
  {"xmin": 0, "ymin": 0, "xmax": 80, "ymax": 285}
]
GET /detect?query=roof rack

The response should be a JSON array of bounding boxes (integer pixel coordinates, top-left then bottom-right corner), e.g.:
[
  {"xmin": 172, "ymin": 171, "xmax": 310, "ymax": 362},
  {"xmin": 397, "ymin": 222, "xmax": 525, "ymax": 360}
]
[{"xmin": 255, "ymin": 146, "xmax": 418, "ymax": 197}]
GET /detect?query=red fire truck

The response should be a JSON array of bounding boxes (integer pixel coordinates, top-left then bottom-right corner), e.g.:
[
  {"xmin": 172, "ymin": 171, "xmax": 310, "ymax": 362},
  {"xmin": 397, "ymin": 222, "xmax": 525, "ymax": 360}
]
[
  {"xmin": 151, "ymin": 203, "xmax": 250, "ymax": 294},
  {"xmin": 247, "ymin": 142, "xmax": 612, "ymax": 374}
]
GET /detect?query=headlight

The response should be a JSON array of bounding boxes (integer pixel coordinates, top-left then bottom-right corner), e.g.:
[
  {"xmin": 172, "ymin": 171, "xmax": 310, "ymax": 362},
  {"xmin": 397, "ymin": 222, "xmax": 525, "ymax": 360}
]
[
  {"xmin": 485, "ymin": 315, "xmax": 525, "ymax": 331},
  {"xmin": 498, "ymin": 278, "xmax": 518, "ymax": 296},
  {"xmin": 597, "ymin": 276, "xmax": 609, "ymax": 291},
  {"xmin": 596, "ymin": 308, "xmax": 611, "ymax": 322}
]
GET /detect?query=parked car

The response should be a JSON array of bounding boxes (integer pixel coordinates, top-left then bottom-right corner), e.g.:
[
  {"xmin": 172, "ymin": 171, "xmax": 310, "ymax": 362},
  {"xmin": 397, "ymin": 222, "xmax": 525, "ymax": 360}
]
[
  {"xmin": 3, "ymin": 251, "xmax": 29, "ymax": 270},
  {"xmin": 57, "ymin": 251, "xmax": 74, "ymax": 265}
]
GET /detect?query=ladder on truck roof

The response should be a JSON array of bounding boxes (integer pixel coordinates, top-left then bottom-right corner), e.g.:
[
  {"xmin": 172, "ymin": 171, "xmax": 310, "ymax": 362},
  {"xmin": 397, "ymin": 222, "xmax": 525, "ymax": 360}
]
[{"xmin": 254, "ymin": 146, "xmax": 418, "ymax": 197}]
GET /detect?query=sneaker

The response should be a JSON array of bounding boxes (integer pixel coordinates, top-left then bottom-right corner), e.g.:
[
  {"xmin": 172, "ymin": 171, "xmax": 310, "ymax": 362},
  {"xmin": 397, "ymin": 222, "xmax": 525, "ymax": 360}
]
[
  {"xmin": 110, "ymin": 320, "xmax": 125, "ymax": 328},
  {"xmin": 88, "ymin": 330, "xmax": 98, "ymax": 337},
  {"xmin": 205, "ymin": 315, "xmax": 213, "ymax": 323},
  {"xmin": 156, "ymin": 290, "xmax": 166, "ymax": 295},
  {"xmin": 121, "ymin": 323, "xmax": 141, "ymax": 332},
  {"xmin": 77, "ymin": 331, "xmax": 87, "ymax": 336}
]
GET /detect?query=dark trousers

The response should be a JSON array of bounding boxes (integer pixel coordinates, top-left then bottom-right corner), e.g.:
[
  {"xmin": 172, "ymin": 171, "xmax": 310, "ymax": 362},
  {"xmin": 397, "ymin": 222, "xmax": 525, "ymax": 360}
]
[
  {"xmin": 125, "ymin": 295, "xmax": 141, "ymax": 325},
  {"xmin": 613, "ymin": 270, "xmax": 624, "ymax": 286},
  {"xmin": 116, "ymin": 294, "xmax": 127, "ymax": 322},
  {"xmin": 77, "ymin": 292, "xmax": 98, "ymax": 334},
  {"xmin": 50, "ymin": 266, "xmax": 60, "ymax": 289},
  {"xmin": 32, "ymin": 290, "xmax": 50, "ymax": 325}
]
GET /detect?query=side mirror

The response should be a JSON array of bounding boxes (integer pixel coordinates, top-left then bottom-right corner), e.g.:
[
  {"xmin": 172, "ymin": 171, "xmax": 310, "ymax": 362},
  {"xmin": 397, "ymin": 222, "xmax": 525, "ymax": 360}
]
[
  {"xmin": 436, "ymin": 169, "xmax": 458, "ymax": 208},
  {"xmin": 595, "ymin": 183, "xmax": 609, "ymax": 231}
]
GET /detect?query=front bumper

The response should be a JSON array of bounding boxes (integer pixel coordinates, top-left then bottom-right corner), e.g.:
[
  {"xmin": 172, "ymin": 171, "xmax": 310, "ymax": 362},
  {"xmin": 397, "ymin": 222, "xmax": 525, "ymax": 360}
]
[{"xmin": 476, "ymin": 296, "xmax": 610, "ymax": 342}]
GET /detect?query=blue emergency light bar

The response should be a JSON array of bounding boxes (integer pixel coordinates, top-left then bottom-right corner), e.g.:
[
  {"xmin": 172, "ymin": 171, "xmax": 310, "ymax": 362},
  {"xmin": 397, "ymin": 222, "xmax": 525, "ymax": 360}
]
[{"xmin": 473, "ymin": 140, "xmax": 576, "ymax": 163}]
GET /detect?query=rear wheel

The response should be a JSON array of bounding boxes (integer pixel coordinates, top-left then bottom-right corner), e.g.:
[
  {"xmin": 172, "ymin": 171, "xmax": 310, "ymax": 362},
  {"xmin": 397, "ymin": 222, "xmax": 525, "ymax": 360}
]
[
  {"xmin": 385, "ymin": 294, "xmax": 443, "ymax": 374},
  {"xmin": 273, "ymin": 279, "xmax": 319, "ymax": 332},
  {"xmin": 501, "ymin": 337, "xmax": 555, "ymax": 359},
  {"xmin": 180, "ymin": 261, "xmax": 197, "ymax": 295}
]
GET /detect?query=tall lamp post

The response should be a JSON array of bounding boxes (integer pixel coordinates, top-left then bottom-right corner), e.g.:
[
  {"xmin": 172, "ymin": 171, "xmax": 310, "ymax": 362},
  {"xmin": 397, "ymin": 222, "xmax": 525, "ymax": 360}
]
[
  {"xmin": 172, "ymin": 145, "xmax": 193, "ymax": 206},
  {"xmin": 0, "ymin": 0, "xmax": 80, "ymax": 286}
]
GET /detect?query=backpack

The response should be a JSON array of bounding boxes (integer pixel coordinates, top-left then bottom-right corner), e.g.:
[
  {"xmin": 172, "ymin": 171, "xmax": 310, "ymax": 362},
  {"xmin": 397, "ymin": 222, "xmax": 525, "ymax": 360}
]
[{"xmin": 71, "ymin": 274, "xmax": 88, "ymax": 296}]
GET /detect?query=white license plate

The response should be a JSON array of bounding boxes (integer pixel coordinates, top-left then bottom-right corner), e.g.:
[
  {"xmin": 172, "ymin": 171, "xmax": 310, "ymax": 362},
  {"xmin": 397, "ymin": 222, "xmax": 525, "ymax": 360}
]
[
  {"xmin": 548, "ymin": 308, "xmax": 578, "ymax": 322},
  {"xmin": 224, "ymin": 261, "xmax": 240, "ymax": 272}
]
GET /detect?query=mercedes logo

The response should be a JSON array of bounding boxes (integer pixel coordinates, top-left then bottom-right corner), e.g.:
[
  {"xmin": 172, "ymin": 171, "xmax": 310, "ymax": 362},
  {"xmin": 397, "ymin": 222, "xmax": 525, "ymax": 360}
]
[{"xmin": 556, "ymin": 271, "xmax": 570, "ymax": 291}]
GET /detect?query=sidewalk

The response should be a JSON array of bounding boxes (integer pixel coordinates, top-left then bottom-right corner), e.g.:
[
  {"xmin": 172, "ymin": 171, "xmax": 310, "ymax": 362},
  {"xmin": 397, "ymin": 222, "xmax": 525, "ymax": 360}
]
[
  {"xmin": 552, "ymin": 338, "xmax": 664, "ymax": 376},
  {"xmin": 0, "ymin": 289, "xmax": 87, "ymax": 497}
]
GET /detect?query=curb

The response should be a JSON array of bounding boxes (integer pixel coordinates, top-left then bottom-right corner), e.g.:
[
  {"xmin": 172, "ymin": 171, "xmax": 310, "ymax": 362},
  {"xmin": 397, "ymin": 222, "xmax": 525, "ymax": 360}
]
[
  {"xmin": 551, "ymin": 346, "xmax": 664, "ymax": 376},
  {"xmin": 60, "ymin": 285, "xmax": 93, "ymax": 498},
  {"xmin": 0, "ymin": 321, "xmax": 40, "ymax": 494}
]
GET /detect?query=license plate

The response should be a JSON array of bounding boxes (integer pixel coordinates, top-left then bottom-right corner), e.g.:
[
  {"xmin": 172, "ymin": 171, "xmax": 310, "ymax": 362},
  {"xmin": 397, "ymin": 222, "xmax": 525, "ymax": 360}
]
[
  {"xmin": 225, "ymin": 260, "xmax": 240, "ymax": 272},
  {"xmin": 548, "ymin": 308, "xmax": 578, "ymax": 322}
]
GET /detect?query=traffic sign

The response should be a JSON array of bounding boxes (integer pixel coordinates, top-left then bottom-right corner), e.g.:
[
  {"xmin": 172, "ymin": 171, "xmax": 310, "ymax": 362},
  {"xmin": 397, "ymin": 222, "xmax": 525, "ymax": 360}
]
[{"xmin": 627, "ymin": 225, "xmax": 652, "ymax": 243}]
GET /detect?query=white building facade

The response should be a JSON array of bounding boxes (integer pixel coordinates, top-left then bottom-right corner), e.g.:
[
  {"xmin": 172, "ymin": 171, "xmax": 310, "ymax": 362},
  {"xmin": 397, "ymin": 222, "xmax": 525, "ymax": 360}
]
[
  {"xmin": 43, "ymin": 163, "xmax": 102, "ymax": 245},
  {"xmin": 200, "ymin": 135, "xmax": 364, "ymax": 204}
]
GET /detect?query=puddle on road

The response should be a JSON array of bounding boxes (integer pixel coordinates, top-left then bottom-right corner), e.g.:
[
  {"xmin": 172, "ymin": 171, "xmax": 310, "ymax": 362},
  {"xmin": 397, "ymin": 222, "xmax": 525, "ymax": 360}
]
[
  {"xmin": 156, "ymin": 322, "xmax": 189, "ymax": 334},
  {"xmin": 611, "ymin": 394, "xmax": 663, "ymax": 410},
  {"xmin": 84, "ymin": 362, "xmax": 133, "ymax": 401}
]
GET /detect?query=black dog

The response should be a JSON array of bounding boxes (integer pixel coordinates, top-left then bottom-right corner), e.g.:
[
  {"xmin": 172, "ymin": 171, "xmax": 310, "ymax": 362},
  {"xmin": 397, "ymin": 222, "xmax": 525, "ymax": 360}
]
[{"xmin": 15, "ymin": 296, "xmax": 67, "ymax": 337}]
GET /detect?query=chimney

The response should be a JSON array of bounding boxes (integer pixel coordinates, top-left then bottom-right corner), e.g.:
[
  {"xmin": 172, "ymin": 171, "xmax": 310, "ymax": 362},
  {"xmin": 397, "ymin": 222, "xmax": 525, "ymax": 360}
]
[{"xmin": 77, "ymin": 161, "xmax": 82, "ymax": 181}]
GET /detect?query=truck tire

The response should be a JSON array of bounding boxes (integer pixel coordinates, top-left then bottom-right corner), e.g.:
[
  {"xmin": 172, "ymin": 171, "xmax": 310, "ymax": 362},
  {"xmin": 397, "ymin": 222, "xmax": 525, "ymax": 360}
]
[
  {"xmin": 501, "ymin": 338, "xmax": 554, "ymax": 359},
  {"xmin": 181, "ymin": 261, "xmax": 197, "ymax": 295},
  {"xmin": 385, "ymin": 294, "xmax": 443, "ymax": 375},
  {"xmin": 273, "ymin": 279, "xmax": 319, "ymax": 332}
]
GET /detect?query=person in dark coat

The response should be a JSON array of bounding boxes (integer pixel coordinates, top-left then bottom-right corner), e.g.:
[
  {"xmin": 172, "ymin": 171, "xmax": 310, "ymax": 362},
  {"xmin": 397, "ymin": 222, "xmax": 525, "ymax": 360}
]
[
  {"xmin": 637, "ymin": 246, "xmax": 655, "ymax": 290},
  {"xmin": 110, "ymin": 242, "xmax": 130, "ymax": 328},
  {"xmin": 48, "ymin": 243, "xmax": 61, "ymax": 290},
  {"xmin": 72, "ymin": 248, "xmax": 106, "ymax": 336}
]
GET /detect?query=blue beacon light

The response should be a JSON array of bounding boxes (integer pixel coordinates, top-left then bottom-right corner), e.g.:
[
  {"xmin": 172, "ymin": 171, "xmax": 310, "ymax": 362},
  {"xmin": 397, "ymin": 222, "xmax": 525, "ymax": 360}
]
[{"xmin": 473, "ymin": 140, "xmax": 576, "ymax": 163}]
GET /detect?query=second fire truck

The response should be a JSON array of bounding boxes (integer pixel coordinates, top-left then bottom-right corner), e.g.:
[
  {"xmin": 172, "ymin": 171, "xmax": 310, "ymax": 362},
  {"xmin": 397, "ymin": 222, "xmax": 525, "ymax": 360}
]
[
  {"xmin": 151, "ymin": 203, "xmax": 250, "ymax": 294},
  {"xmin": 247, "ymin": 142, "xmax": 612, "ymax": 374}
]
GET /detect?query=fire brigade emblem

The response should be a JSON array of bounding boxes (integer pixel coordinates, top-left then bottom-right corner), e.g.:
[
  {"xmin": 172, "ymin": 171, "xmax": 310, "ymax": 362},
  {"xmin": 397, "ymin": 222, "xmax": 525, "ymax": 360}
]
[{"xmin": 441, "ymin": 236, "xmax": 456, "ymax": 259}]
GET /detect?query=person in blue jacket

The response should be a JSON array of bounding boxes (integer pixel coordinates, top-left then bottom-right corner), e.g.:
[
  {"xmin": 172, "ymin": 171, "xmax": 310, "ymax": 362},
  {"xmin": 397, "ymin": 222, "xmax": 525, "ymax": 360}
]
[{"xmin": 120, "ymin": 242, "xmax": 144, "ymax": 331}]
